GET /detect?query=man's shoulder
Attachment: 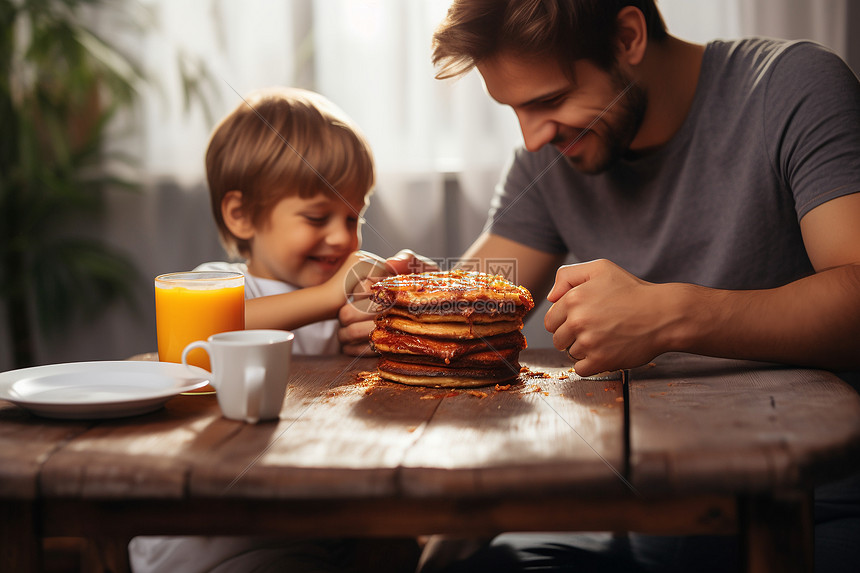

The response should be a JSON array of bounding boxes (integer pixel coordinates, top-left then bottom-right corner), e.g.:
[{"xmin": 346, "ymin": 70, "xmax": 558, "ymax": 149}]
[
  {"xmin": 707, "ymin": 37, "xmax": 846, "ymax": 78},
  {"xmin": 698, "ymin": 37, "xmax": 853, "ymax": 122}
]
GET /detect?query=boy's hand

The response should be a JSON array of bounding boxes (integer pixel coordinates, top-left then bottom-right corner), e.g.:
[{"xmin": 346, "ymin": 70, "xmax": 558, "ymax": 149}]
[
  {"xmin": 337, "ymin": 249, "xmax": 438, "ymax": 356},
  {"xmin": 337, "ymin": 251, "xmax": 391, "ymax": 301},
  {"xmin": 383, "ymin": 249, "xmax": 439, "ymax": 275},
  {"xmin": 333, "ymin": 251, "xmax": 391, "ymax": 356},
  {"xmin": 338, "ymin": 302, "xmax": 377, "ymax": 356}
]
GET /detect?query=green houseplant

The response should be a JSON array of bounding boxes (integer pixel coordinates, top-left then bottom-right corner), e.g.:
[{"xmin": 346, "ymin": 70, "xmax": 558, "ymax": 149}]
[
  {"xmin": 1, "ymin": 0, "xmax": 144, "ymax": 369},
  {"xmin": 1, "ymin": 0, "xmax": 212, "ymax": 369}
]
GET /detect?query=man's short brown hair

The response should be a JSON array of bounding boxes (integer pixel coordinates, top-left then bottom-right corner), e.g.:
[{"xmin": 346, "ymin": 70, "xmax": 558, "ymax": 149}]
[
  {"xmin": 205, "ymin": 87, "xmax": 375, "ymax": 257},
  {"xmin": 432, "ymin": 0, "xmax": 668, "ymax": 79}
]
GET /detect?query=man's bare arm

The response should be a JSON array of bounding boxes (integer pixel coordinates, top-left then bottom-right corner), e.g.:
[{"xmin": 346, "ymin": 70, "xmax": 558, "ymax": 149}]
[
  {"xmin": 545, "ymin": 193, "xmax": 860, "ymax": 375},
  {"xmin": 685, "ymin": 192, "xmax": 860, "ymax": 368},
  {"xmin": 457, "ymin": 232, "xmax": 566, "ymax": 301}
]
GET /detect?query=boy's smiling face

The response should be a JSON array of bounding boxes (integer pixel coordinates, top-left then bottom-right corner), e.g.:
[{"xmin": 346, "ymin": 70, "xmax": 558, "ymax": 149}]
[{"xmin": 245, "ymin": 192, "xmax": 366, "ymax": 288}]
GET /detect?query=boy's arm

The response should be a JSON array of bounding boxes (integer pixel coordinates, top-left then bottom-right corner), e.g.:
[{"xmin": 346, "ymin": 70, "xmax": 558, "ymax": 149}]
[
  {"xmin": 246, "ymin": 251, "xmax": 388, "ymax": 331},
  {"xmin": 246, "ymin": 284, "xmax": 341, "ymax": 331}
]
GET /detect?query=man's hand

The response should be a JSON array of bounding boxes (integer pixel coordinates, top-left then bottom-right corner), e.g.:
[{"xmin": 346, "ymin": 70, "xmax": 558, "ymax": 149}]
[
  {"xmin": 544, "ymin": 259, "xmax": 680, "ymax": 376},
  {"xmin": 337, "ymin": 249, "xmax": 439, "ymax": 356}
]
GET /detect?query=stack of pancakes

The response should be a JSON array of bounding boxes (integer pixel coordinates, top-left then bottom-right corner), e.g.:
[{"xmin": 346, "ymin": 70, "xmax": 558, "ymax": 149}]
[{"xmin": 370, "ymin": 270, "xmax": 534, "ymax": 388}]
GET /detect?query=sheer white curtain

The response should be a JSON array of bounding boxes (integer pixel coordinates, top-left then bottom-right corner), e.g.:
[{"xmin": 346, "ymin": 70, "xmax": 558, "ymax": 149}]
[
  {"xmin": 312, "ymin": 0, "xmax": 523, "ymax": 260},
  {"xmin": 122, "ymin": 0, "xmax": 856, "ymax": 266},
  {"xmin": 737, "ymin": 0, "xmax": 849, "ymax": 57},
  {"xmin": 127, "ymin": 0, "xmax": 302, "ymax": 184},
  {"xmin": 5, "ymin": 0, "xmax": 857, "ymax": 369},
  {"xmin": 661, "ymin": 0, "xmax": 853, "ymax": 65}
]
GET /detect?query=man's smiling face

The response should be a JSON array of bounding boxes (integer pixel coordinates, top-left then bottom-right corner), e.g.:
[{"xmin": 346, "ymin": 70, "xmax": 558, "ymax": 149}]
[{"xmin": 478, "ymin": 52, "xmax": 647, "ymax": 174}]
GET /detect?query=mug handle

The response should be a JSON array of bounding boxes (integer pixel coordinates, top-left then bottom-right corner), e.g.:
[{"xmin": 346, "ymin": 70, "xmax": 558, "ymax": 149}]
[
  {"xmin": 244, "ymin": 365, "xmax": 265, "ymax": 423},
  {"xmin": 182, "ymin": 341, "xmax": 215, "ymax": 383}
]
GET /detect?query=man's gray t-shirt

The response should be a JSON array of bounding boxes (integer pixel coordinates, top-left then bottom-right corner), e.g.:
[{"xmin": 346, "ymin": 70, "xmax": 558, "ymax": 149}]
[{"xmin": 487, "ymin": 39, "xmax": 860, "ymax": 290}]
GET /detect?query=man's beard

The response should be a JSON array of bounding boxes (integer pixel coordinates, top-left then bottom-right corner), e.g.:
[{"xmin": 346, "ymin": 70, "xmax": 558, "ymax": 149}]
[{"xmin": 564, "ymin": 67, "xmax": 647, "ymax": 174}]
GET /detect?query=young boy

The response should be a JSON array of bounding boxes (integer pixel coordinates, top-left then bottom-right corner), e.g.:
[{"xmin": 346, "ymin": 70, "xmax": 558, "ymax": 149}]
[
  {"xmin": 129, "ymin": 87, "xmax": 409, "ymax": 572},
  {"xmin": 195, "ymin": 86, "xmax": 386, "ymax": 355}
]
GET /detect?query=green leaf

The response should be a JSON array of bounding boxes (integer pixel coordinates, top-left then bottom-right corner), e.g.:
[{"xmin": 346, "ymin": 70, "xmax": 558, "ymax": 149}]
[
  {"xmin": 1, "ymin": 0, "xmax": 215, "ymax": 367},
  {"xmin": 31, "ymin": 237, "xmax": 141, "ymax": 333}
]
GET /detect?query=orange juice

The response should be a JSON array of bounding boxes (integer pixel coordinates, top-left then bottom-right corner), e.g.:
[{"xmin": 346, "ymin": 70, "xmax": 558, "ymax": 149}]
[{"xmin": 155, "ymin": 271, "xmax": 244, "ymax": 392}]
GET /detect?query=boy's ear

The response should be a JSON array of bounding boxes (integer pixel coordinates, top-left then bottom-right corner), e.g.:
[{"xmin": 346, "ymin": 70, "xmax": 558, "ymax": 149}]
[
  {"xmin": 615, "ymin": 6, "xmax": 648, "ymax": 67},
  {"xmin": 221, "ymin": 190, "xmax": 255, "ymax": 240}
]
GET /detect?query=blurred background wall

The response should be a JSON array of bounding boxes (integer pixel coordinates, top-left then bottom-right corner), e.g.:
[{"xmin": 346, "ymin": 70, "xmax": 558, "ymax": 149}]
[{"xmin": 1, "ymin": 0, "xmax": 858, "ymax": 371}]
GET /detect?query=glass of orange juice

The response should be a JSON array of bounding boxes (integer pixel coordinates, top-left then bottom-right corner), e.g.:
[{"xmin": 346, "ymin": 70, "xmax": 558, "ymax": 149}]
[{"xmin": 154, "ymin": 271, "xmax": 245, "ymax": 394}]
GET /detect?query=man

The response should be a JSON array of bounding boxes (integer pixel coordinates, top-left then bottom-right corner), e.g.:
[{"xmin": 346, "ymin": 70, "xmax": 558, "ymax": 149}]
[
  {"xmin": 339, "ymin": 0, "xmax": 860, "ymax": 571},
  {"xmin": 436, "ymin": 2, "xmax": 860, "ymax": 570},
  {"xmin": 429, "ymin": 0, "xmax": 860, "ymax": 380},
  {"xmin": 344, "ymin": 0, "xmax": 860, "ymax": 376}
]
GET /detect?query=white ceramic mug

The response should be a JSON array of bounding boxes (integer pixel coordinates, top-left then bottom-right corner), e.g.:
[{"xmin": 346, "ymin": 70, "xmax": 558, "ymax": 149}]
[{"xmin": 181, "ymin": 330, "xmax": 294, "ymax": 423}]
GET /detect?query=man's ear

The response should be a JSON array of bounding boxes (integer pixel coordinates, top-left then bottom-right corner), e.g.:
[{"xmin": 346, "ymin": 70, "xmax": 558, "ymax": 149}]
[
  {"xmin": 221, "ymin": 190, "xmax": 255, "ymax": 240},
  {"xmin": 615, "ymin": 6, "xmax": 648, "ymax": 67}
]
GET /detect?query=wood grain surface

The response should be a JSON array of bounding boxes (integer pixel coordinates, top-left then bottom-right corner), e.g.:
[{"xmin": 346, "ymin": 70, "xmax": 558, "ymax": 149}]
[
  {"xmin": 2, "ymin": 350, "xmax": 859, "ymax": 504},
  {"xmin": 399, "ymin": 349, "xmax": 628, "ymax": 497},
  {"xmin": 3, "ymin": 349, "xmax": 860, "ymax": 572},
  {"xmin": 0, "ymin": 402, "xmax": 93, "ymax": 498},
  {"xmin": 0, "ymin": 350, "xmax": 625, "ymax": 502},
  {"xmin": 628, "ymin": 353, "xmax": 860, "ymax": 495}
]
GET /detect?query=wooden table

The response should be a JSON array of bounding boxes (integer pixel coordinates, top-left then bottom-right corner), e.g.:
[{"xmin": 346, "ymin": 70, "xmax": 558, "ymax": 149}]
[{"xmin": 2, "ymin": 349, "xmax": 859, "ymax": 572}]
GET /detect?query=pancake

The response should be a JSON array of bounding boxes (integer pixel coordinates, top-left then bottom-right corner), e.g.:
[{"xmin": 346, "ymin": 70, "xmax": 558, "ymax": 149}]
[
  {"xmin": 385, "ymin": 306, "xmax": 526, "ymax": 323},
  {"xmin": 371, "ymin": 270, "xmax": 534, "ymax": 312},
  {"xmin": 370, "ymin": 328, "xmax": 526, "ymax": 362},
  {"xmin": 371, "ymin": 270, "xmax": 534, "ymax": 388},
  {"xmin": 377, "ymin": 356, "xmax": 520, "ymax": 388},
  {"xmin": 376, "ymin": 315, "xmax": 522, "ymax": 338},
  {"xmin": 386, "ymin": 346, "xmax": 522, "ymax": 368},
  {"xmin": 377, "ymin": 370, "xmax": 515, "ymax": 388}
]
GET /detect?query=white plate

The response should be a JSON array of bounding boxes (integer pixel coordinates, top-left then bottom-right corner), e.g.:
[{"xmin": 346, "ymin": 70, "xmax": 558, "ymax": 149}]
[{"xmin": 0, "ymin": 361, "xmax": 211, "ymax": 419}]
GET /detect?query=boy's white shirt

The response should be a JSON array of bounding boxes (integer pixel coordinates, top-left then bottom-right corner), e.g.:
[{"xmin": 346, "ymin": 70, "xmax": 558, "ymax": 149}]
[
  {"xmin": 129, "ymin": 260, "xmax": 342, "ymax": 572},
  {"xmin": 193, "ymin": 261, "xmax": 341, "ymax": 355}
]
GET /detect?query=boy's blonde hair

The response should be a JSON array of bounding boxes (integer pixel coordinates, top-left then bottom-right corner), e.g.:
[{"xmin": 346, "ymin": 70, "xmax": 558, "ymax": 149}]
[{"xmin": 206, "ymin": 87, "xmax": 375, "ymax": 257}]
